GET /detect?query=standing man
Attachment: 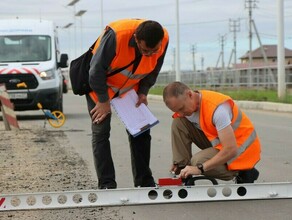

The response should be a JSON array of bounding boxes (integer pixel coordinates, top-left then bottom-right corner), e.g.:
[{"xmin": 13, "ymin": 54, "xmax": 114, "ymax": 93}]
[
  {"xmin": 163, "ymin": 82, "xmax": 261, "ymax": 184},
  {"xmin": 87, "ymin": 19, "xmax": 169, "ymax": 189}
]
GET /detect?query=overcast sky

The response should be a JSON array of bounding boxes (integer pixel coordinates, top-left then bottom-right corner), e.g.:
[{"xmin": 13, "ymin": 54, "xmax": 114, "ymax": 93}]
[{"xmin": 0, "ymin": 0, "xmax": 292, "ymax": 71}]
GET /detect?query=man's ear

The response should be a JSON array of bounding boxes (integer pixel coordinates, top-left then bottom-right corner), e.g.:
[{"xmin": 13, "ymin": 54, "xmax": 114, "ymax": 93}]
[
  {"xmin": 187, "ymin": 90, "xmax": 193, "ymax": 98},
  {"xmin": 134, "ymin": 34, "xmax": 138, "ymax": 42}
]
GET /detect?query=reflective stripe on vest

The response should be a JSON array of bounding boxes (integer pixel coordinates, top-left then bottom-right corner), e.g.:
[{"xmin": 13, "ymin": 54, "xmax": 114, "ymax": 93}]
[
  {"xmin": 227, "ymin": 130, "xmax": 257, "ymax": 165},
  {"xmin": 210, "ymin": 109, "xmax": 243, "ymax": 147}
]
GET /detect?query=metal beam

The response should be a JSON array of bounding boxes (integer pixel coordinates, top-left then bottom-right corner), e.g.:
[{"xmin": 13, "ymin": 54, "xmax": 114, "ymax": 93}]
[{"xmin": 1, "ymin": 182, "xmax": 292, "ymax": 211}]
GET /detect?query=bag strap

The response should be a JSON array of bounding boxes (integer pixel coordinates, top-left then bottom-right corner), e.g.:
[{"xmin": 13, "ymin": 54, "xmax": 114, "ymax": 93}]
[
  {"xmin": 89, "ymin": 41, "xmax": 96, "ymax": 51},
  {"xmin": 88, "ymin": 36, "xmax": 142, "ymax": 78},
  {"xmin": 107, "ymin": 55, "xmax": 141, "ymax": 77}
]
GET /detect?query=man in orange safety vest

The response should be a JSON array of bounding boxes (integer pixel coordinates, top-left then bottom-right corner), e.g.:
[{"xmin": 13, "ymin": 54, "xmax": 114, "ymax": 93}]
[
  {"xmin": 87, "ymin": 19, "xmax": 169, "ymax": 189},
  {"xmin": 163, "ymin": 81, "xmax": 261, "ymax": 184}
]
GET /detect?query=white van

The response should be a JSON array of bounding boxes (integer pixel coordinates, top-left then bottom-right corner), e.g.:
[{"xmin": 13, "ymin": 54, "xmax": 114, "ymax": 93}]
[{"xmin": 0, "ymin": 19, "xmax": 68, "ymax": 111}]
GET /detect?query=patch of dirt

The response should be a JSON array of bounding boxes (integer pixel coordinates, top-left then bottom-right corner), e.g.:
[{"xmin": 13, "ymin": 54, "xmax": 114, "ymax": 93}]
[{"xmin": 0, "ymin": 124, "xmax": 123, "ymax": 219}]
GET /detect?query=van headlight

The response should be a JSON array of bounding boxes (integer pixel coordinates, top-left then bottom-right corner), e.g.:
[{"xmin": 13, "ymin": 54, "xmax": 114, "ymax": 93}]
[{"xmin": 40, "ymin": 69, "xmax": 55, "ymax": 80}]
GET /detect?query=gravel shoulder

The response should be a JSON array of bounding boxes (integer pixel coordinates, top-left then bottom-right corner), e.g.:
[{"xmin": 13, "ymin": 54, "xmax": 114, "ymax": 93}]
[{"xmin": 0, "ymin": 123, "xmax": 123, "ymax": 220}]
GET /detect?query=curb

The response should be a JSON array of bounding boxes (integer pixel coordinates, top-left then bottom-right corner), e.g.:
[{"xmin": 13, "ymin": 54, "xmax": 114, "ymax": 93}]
[
  {"xmin": 148, "ymin": 94, "xmax": 292, "ymax": 113},
  {"xmin": 235, "ymin": 100, "xmax": 292, "ymax": 113}
]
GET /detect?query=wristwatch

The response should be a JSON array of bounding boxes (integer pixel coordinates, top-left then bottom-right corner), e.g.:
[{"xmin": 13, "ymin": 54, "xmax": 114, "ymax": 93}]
[{"xmin": 196, "ymin": 163, "xmax": 205, "ymax": 174}]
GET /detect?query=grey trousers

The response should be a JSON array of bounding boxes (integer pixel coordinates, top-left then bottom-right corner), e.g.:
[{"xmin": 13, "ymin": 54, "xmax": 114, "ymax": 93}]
[
  {"xmin": 171, "ymin": 118, "xmax": 237, "ymax": 181},
  {"xmin": 86, "ymin": 94, "xmax": 155, "ymax": 188}
]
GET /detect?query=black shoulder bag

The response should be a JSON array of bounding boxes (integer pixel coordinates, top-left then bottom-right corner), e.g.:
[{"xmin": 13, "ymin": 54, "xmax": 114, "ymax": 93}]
[{"xmin": 69, "ymin": 42, "xmax": 96, "ymax": 96}]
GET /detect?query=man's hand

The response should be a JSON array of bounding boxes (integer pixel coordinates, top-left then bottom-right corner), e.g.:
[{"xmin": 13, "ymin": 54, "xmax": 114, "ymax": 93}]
[
  {"xmin": 136, "ymin": 93, "xmax": 148, "ymax": 107},
  {"xmin": 90, "ymin": 100, "xmax": 111, "ymax": 124},
  {"xmin": 170, "ymin": 164, "xmax": 180, "ymax": 175},
  {"xmin": 179, "ymin": 165, "xmax": 200, "ymax": 179}
]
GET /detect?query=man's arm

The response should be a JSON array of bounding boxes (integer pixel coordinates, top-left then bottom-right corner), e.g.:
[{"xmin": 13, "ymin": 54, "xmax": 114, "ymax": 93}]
[
  {"xmin": 179, "ymin": 103, "xmax": 238, "ymax": 177},
  {"xmin": 180, "ymin": 125, "xmax": 238, "ymax": 177},
  {"xmin": 88, "ymin": 28, "xmax": 116, "ymax": 123},
  {"xmin": 202, "ymin": 125, "xmax": 238, "ymax": 171},
  {"xmin": 89, "ymin": 28, "xmax": 116, "ymax": 103}
]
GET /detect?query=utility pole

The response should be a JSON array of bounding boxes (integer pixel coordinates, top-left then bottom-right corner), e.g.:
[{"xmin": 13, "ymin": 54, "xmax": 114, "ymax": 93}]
[
  {"xmin": 200, "ymin": 56, "xmax": 204, "ymax": 87},
  {"xmin": 75, "ymin": 10, "xmax": 87, "ymax": 54},
  {"xmin": 216, "ymin": 34, "xmax": 226, "ymax": 69},
  {"xmin": 191, "ymin": 44, "xmax": 197, "ymax": 72},
  {"xmin": 201, "ymin": 56, "xmax": 204, "ymax": 71},
  {"xmin": 252, "ymin": 20, "xmax": 276, "ymax": 85},
  {"xmin": 68, "ymin": 0, "xmax": 80, "ymax": 59},
  {"xmin": 216, "ymin": 34, "xmax": 227, "ymax": 85},
  {"xmin": 277, "ymin": 0, "xmax": 285, "ymax": 99},
  {"xmin": 172, "ymin": 48, "xmax": 176, "ymax": 73},
  {"xmin": 100, "ymin": 0, "xmax": 104, "ymax": 32},
  {"xmin": 175, "ymin": 0, "xmax": 181, "ymax": 81},
  {"xmin": 245, "ymin": 0, "xmax": 258, "ymax": 86},
  {"xmin": 229, "ymin": 18, "xmax": 240, "ymax": 67}
]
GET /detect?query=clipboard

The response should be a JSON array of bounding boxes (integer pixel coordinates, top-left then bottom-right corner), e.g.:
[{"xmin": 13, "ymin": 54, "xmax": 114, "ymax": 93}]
[{"xmin": 110, "ymin": 89, "xmax": 159, "ymax": 137}]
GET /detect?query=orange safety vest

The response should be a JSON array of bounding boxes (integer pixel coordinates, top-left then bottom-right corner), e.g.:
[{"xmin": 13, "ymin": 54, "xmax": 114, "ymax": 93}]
[
  {"xmin": 89, "ymin": 19, "xmax": 169, "ymax": 102},
  {"xmin": 173, "ymin": 90, "xmax": 261, "ymax": 171}
]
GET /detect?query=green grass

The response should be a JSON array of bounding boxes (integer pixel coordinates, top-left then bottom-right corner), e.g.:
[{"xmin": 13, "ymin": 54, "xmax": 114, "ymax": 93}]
[{"xmin": 149, "ymin": 86, "xmax": 292, "ymax": 104}]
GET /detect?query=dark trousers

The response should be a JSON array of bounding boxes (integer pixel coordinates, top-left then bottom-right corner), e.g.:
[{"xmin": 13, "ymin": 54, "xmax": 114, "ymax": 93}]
[{"xmin": 86, "ymin": 95, "xmax": 155, "ymax": 188}]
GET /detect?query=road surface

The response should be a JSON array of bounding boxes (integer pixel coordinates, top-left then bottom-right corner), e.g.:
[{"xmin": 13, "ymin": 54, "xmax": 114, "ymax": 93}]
[{"xmin": 11, "ymin": 91, "xmax": 292, "ymax": 220}]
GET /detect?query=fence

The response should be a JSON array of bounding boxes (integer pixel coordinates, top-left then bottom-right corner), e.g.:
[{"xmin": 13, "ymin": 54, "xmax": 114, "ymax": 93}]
[
  {"xmin": 156, "ymin": 65, "xmax": 292, "ymax": 90},
  {"xmin": 63, "ymin": 65, "xmax": 292, "ymax": 92}
]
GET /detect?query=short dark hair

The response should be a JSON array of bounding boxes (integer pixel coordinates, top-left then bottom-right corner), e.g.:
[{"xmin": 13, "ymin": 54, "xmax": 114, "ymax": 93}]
[{"xmin": 135, "ymin": 20, "xmax": 164, "ymax": 48}]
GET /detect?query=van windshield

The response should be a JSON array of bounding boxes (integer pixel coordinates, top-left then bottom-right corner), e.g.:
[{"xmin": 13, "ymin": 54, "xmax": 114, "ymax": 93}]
[{"xmin": 0, "ymin": 35, "xmax": 51, "ymax": 62}]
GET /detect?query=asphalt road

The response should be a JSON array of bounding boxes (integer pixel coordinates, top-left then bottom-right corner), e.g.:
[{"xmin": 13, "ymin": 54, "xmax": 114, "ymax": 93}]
[{"xmin": 14, "ymin": 91, "xmax": 292, "ymax": 220}]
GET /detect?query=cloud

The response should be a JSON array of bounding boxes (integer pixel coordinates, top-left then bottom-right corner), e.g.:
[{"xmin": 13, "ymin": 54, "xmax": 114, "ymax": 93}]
[{"xmin": 0, "ymin": 0, "xmax": 291, "ymax": 70}]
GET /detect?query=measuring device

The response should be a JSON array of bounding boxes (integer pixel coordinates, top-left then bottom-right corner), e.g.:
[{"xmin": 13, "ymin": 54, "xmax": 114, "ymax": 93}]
[{"xmin": 1, "ymin": 182, "xmax": 292, "ymax": 211}]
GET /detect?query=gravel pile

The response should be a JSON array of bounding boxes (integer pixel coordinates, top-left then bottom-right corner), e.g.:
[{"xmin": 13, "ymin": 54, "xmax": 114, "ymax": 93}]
[{"xmin": 0, "ymin": 125, "xmax": 123, "ymax": 220}]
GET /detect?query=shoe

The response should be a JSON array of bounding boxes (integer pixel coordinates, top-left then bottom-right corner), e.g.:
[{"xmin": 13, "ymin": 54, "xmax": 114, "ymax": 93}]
[
  {"xmin": 136, "ymin": 180, "xmax": 157, "ymax": 188},
  {"xmin": 99, "ymin": 186, "xmax": 117, "ymax": 190},
  {"xmin": 236, "ymin": 168, "xmax": 259, "ymax": 184},
  {"xmin": 98, "ymin": 183, "xmax": 117, "ymax": 190},
  {"xmin": 137, "ymin": 183, "xmax": 158, "ymax": 188},
  {"xmin": 140, "ymin": 182, "xmax": 156, "ymax": 187}
]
